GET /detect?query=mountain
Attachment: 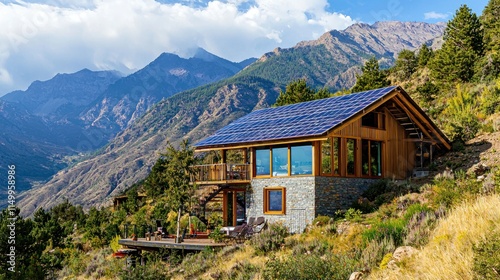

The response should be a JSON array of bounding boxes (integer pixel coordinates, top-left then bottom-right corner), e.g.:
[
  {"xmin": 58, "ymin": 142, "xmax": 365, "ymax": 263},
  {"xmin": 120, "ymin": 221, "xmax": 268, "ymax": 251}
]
[
  {"xmin": 18, "ymin": 21, "xmax": 446, "ymax": 215},
  {"xmin": 80, "ymin": 49, "xmax": 254, "ymax": 136},
  {"xmin": 1, "ymin": 49, "xmax": 252, "ymax": 195}
]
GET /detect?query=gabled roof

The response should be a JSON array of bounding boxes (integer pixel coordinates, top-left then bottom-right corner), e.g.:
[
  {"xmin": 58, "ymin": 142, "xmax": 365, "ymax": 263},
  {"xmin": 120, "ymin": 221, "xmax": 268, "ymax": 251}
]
[{"xmin": 195, "ymin": 86, "xmax": 401, "ymax": 147}]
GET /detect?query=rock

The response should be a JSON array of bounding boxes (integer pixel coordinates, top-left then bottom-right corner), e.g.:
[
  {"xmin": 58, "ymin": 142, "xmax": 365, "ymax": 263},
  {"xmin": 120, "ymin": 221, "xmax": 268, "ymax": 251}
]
[
  {"xmin": 477, "ymin": 175, "xmax": 485, "ymax": 182},
  {"xmin": 468, "ymin": 162, "xmax": 490, "ymax": 177},
  {"xmin": 392, "ymin": 246, "xmax": 417, "ymax": 263},
  {"xmin": 349, "ymin": 271, "xmax": 364, "ymax": 280},
  {"xmin": 387, "ymin": 259, "xmax": 398, "ymax": 270}
]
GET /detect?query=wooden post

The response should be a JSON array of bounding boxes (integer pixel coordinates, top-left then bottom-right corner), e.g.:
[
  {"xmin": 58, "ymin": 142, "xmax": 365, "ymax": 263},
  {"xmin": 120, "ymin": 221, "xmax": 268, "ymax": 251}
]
[{"xmin": 175, "ymin": 207, "xmax": 182, "ymax": 243}]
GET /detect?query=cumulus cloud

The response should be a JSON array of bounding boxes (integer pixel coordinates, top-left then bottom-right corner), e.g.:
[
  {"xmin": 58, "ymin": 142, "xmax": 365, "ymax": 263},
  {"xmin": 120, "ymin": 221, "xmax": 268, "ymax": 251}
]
[
  {"xmin": 0, "ymin": 0, "xmax": 355, "ymax": 95},
  {"xmin": 424, "ymin": 11, "xmax": 449, "ymax": 20}
]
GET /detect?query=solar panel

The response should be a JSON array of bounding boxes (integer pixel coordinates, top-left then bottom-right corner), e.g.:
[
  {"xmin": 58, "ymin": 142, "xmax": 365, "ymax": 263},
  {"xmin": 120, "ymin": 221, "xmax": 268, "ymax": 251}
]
[{"xmin": 195, "ymin": 86, "xmax": 398, "ymax": 147}]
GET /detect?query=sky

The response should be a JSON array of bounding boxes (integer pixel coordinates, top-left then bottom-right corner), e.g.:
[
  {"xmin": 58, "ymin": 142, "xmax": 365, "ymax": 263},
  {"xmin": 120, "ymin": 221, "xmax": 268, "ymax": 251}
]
[{"xmin": 0, "ymin": 0, "xmax": 490, "ymax": 95}]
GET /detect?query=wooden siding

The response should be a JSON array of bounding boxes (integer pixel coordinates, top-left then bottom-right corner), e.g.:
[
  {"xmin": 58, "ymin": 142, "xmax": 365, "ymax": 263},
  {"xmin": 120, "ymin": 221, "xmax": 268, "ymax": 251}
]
[{"xmin": 328, "ymin": 107, "xmax": 415, "ymax": 180}]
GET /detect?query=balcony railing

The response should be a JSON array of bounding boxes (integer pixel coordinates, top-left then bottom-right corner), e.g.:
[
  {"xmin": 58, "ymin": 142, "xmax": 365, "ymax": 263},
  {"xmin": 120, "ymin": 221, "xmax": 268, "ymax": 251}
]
[{"xmin": 191, "ymin": 163, "xmax": 250, "ymax": 184}]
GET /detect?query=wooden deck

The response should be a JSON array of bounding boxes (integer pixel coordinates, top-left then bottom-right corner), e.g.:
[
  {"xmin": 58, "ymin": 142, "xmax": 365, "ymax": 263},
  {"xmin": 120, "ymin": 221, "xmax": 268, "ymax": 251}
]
[{"xmin": 118, "ymin": 238, "xmax": 226, "ymax": 251}]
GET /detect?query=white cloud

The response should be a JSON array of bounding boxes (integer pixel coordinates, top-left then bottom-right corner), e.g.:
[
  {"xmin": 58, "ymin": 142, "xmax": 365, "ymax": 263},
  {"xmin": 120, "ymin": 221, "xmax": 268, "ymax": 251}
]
[
  {"xmin": 424, "ymin": 11, "xmax": 449, "ymax": 20},
  {"xmin": 0, "ymin": 0, "xmax": 355, "ymax": 95}
]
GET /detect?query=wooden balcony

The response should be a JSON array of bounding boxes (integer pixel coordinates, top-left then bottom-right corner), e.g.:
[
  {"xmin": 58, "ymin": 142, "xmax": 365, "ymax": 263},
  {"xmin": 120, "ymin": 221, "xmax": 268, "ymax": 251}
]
[{"xmin": 191, "ymin": 163, "xmax": 251, "ymax": 185}]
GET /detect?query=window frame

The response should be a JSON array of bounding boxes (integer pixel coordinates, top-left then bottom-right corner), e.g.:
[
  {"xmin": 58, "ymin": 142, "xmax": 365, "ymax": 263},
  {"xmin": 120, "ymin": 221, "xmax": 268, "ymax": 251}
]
[
  {"xmin": 253, "ymin": 143, "xmax": 313, "ymax": 178},
  {"xmin": 263, "ymin": 187, "xmax": 286, "ymax": 215},
  {"xmin": 320, "ymin": 137, "xmax": 341, "ymax": 176},
  {"xmin": 345, "ymin": 138, "xmax": 357, "ymax": 177},
  {"xmin": 361, "ymin": 111, "xmax": 386, "ymax": 130},
  {"xmin": 361, "ymin": 139, "xmax": 383, "ymax": 178}
]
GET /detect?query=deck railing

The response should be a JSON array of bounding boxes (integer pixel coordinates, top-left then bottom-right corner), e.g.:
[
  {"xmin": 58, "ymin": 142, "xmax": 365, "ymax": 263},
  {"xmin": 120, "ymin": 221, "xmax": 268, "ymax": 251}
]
[{"xmin": 191, "ymin": 163, "xmax": 250, "ymax": 183}]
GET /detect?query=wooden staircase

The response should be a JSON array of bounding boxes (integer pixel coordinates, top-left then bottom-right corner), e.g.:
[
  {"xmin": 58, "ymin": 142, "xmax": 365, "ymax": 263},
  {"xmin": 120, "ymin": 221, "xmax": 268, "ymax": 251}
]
[{"xmin": 387, "ymin": 106, "xmax": 422, "ymax": 140}]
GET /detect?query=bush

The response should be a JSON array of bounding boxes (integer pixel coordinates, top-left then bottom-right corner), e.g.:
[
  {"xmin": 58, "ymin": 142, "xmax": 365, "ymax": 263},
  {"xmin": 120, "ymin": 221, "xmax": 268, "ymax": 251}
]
[
  {"xmin": 403, "ymin": 211, "xmax": 438, "ymax": 247},
  {"xmin": 249, "ymin": 222, "xmax": 289, "ymax": 255},
  {"xmin": 473, "ymin": 232, "xmax": 500, "ymax": 280},
  {"xmin": 263, "ymin": 254, "xmax": 358, "ymax": 280},
  {"xmin": 312, "ymin": 215, "xmax": 332, "ymax": 226},
  {"xmin": 360, "ymin": 237, "xmax": 396, "ymax": 269},
  {"xmin": 362, "ymin": 219, "xmax": 406, "ymax": 246}
]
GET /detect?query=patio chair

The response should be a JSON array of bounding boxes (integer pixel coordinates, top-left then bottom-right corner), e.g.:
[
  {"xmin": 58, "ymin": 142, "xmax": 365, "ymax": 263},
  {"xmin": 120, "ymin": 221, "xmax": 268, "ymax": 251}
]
[
  {"xmin": 246, "ymin": 217, "xmax": 266, "ymax": 237},
  {"xmin": 226, "ymin": 223, "xmax": 250, "ymax": 244}
]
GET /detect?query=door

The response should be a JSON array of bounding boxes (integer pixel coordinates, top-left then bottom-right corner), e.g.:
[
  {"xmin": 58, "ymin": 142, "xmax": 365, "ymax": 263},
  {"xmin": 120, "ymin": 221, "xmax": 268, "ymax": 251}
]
[{"xmin": 223, "ymin": 189, "xmax": 246, "ymax": 226}]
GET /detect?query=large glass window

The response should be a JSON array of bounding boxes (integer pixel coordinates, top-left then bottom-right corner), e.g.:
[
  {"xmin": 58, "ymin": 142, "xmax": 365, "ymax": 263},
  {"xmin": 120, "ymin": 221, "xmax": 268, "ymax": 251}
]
[
  {"xmin": 346, "ymin": 139, "xmax": 356, "ymax": 175},
  {"xmin": 333, "ymin": 138, "xmax": 340, "ymax": 175},
  {"xmin": 362, "ymin": 140, "xmax": 382, "ymax": 177},
  {"xmin": 255, "ymin": 148, "xmax": 270, "ymax": 176},
  {"xmin": 321, "ymin": 139, "xmax": 332, "ymax": 174},
  {"xmin": 291, "ymin": 145, "xmax": 312, "ymax": 175},
  {"xmin": 272, "ymin": 147, "xmax": 288, "ymax": 176},
  {"xmin": 264, "ymin": 187, "xmax": 286, "ymax": 214}
]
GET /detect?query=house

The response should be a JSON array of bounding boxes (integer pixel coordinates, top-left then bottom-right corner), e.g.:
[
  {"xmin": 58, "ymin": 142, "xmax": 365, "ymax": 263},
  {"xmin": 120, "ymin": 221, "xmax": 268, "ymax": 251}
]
[{"xmin": 191, "ymin": 86, "xmax": 451, "ymax": 233}]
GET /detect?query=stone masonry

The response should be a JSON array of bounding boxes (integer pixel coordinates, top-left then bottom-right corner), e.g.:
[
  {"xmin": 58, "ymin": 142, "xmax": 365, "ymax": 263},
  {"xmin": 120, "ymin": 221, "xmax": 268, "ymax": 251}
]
[{"xmin": 247, "ymin": 176, "xmax": 377, "ymax": 233}]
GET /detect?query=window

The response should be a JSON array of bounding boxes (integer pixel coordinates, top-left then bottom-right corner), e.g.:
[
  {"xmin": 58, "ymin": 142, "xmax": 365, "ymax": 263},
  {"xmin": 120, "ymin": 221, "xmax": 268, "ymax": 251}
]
[
  {"xmin": 255, "ymin": 148, "xmax": 270, "ymax": 176},
  {"xmin": 321, "ymin": 138, "xmax": 340, "ymax": 175},
  {"xmin": 333, "ymin": 138, "xmax": 340, "ymax": 175},
  {"xmin": 346, "ymin": 139, "xmax": 356, "ymax": 175},
  {"xmin": 362, "ymin": 112, "xmax": 385, "ymax": 129},
  {"xmin": 362, "ymin": 140, "xmax": 382, "ymax": 177},
  {"xmin": 264, "ymin": 187, "xmax": 286, "ymax": 214},
  {"xmin": 321, "ymin": 139, "xmax": 332, "ymax": 174},
  {"xmin": 291, "ymin": 145, "xmax": 312, "ymax": 175},
  {"xmin": 272, "ymin": 147, "xmax": 288, "ymax": 176}
]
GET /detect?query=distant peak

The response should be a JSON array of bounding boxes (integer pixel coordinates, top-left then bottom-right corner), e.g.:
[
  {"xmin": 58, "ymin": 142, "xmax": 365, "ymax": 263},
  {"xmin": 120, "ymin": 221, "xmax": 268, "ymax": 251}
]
[{"xmin": 192, "ymin": 47, "xmax": 221, "ymax": 62}]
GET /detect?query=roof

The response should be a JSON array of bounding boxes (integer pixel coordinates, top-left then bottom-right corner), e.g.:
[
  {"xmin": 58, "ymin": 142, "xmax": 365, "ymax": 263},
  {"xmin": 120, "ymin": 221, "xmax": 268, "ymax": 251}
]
[{"xmin": 195, "ymin": 86, "xmax": 399, "ymax": 148}]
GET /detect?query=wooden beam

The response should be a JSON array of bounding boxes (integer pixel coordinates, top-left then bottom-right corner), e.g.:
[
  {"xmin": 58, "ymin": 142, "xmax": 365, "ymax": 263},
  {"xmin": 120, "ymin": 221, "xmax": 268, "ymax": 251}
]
[
  {"xmin": 395, "ymin": 92, "xmax": 451, "ymax": 150},
  {"xmin": 391, "ymin": 96, "xmax": 434, "ymax": 141}
]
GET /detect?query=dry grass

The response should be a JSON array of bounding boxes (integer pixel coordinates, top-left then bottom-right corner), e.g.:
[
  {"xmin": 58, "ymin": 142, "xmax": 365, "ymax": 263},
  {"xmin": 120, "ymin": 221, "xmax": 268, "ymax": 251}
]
[{"xmin": 368, "ymin": 194, "xmax": 500, "ymax": 280}]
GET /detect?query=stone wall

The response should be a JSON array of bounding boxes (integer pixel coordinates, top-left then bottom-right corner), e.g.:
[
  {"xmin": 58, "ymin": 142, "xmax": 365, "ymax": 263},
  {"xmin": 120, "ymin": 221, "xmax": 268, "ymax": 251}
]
[
  {"xmin": 246, "ymin": 176, "xmax": 377, "ymax": 233},
  {"xmin": 248, "ymin": 177, "xmax": 316, "ymax": 233},
  {"xmin": 315, "ymin": 177, "xmax": 377, "ymax": 217}
]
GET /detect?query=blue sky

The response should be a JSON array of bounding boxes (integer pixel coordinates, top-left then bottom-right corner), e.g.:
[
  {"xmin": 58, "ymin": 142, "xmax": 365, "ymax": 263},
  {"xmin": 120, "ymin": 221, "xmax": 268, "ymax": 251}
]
[{"xmin": 0, "ymin": 0, "xmax": 490, "ymax": 95}]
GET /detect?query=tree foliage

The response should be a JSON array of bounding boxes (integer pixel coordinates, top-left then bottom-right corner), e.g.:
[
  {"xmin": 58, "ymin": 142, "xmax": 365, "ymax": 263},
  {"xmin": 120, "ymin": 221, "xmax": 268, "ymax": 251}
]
[
  {"xmin": 478, "ymin": 0, "xmax": 500, "ymax": 79},
  {"xmin": 394, "ymin": 50, "xmax": 418, "ymax": 80},
  {"xmin": 417, "ymin": 44, "xmax": 433, "ymax": 67},
  {"xmin": 274, "ymin": 79, "xmax": 331, "ymax": 106},
  {"xmin": 430, "ymin": 5, "xmax": 483, "ymax": 83},
  {"xmin": 351, "ymin": 57, "xmax": 390, "ymax": 92}
]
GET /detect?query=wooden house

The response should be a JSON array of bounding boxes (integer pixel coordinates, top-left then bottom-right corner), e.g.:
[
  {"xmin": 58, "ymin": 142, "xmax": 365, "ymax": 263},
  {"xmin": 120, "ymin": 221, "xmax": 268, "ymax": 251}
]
[{"xmin": 191, "ymin": 86, "xmax": 450, "ymax": 232}]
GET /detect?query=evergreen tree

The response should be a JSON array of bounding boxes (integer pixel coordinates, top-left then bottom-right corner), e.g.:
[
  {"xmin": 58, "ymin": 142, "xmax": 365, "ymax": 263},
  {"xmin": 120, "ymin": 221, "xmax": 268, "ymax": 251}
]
[
  {"xmin": 430, "ymin": 5, "xmax": 483, "ymax": 83},
  {"xmin": 273, "ymin": 79, "xmax": 331, "ymax": 106},
  {"xmin": 351, "ymin": 56, "xmax": 390, "ymax": 92},
  {"xmin": 478, "ymin": 0, "xmax": 500, "ymax": 79},
  {"xmin": 417, "ymin": 44, "xmax": 433, "ymax": 67},
  {"xmin": 274, "ymin": 79, "xmax": 315, "ymax": 106},
  {"xmin": 394, "ymin": 49, "xmax": 418, "ymax": 80}
]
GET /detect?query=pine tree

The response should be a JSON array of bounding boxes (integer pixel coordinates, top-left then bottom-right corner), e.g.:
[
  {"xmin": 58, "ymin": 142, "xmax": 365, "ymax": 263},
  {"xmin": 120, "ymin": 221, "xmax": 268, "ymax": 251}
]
[
  {"xmin": 273, "ymin": 79, "xmax": 330, "ymax": 106},
  {"xmin": 351, "ymin": 56, "xmax": 390, "ymax": 92},
  {"xmin": 430, "ymin": 5, "xmax": 483, "ymax": 83},
  {"xmin": 417, "ymin": 44, "xmax": 433, "ymax": 67},
  {"xmin": 394, "ymin": 49, "xmax": 417, "ymax": 80},
  {"xmin": 478, "ymin": 0, "xmax": 500, "ymax": 79},
  {"xmin": 274, "ymin": 79, "xmax": 315, "ymax": 106}
]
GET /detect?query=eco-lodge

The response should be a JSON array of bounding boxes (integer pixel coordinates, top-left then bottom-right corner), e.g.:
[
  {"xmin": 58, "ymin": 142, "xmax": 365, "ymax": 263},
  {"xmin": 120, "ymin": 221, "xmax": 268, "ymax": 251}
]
[{"xmin": 190, "ymin": 86, "xmax": 451, "ymax": 233}]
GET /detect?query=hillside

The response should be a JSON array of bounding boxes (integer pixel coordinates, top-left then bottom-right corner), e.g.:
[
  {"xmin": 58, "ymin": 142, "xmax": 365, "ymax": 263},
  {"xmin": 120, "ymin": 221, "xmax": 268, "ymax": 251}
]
[
  {"xmin": 0, "ymin": 49, "xmax": 247, "ymax": 194},
  {"xmin": 17, "ymin": 21, "xmax": 447, "ymax": 216}
]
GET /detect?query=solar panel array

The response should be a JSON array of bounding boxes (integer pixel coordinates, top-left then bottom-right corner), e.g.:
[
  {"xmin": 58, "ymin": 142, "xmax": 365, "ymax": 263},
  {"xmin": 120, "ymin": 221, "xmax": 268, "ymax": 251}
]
[{"xmin": 195, "ymin": 86, "xmax": 398, "ymax": 147}]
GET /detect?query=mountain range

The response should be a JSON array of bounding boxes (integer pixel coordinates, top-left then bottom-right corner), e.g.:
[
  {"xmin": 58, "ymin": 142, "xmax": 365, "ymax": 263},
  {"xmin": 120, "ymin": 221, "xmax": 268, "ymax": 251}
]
[
  {"xmin": 0, "ymin": 49, "xmax": 251, "ymax": 196},
  {"xmin": 10, "ymin": 21, "xmax": 446, "ymax": 216}
]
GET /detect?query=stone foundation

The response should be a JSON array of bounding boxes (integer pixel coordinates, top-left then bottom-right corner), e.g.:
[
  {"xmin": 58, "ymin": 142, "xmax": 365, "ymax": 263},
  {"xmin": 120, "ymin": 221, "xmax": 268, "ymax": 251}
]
[{"xmin": 246, "ymin": 176, "xmax": 377, "ymax": 233}]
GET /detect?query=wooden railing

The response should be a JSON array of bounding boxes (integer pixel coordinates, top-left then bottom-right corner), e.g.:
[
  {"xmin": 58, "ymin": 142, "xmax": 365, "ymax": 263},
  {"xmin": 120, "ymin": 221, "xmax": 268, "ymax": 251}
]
[{"xmin": 191, "ymin": 163, "xmax": 250, "ymax": 184}]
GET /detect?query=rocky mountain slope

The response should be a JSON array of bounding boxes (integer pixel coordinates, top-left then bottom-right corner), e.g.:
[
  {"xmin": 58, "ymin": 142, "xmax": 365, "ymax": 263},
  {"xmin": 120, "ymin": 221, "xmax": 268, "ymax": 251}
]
[
  {"xmin": 18, "ymin": 21, "xmax": 446, "ymax": 215},
  {"xmin": 1, "ymin": 49, "xmax": 249, "ymax": 194}
]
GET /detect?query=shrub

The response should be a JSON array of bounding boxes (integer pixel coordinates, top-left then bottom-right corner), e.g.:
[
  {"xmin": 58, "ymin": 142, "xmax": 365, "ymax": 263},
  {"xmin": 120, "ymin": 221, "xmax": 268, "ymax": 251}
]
[
  {"xmin": 262, "ymin": 253, "xmax": 358, "ymax": 280},
  {"xmin": 249, "ymin": 222, "xmax": 289, "ymax": 255},
  {"xmin": 403, "ymin": 211, "xmax": 439, "ymax": 247},
  {"xmin": 362, "ymin": 219, "xmax": 406, "ymax": 246},
  {"xmin": 473, "ymin": 232, "xmax": 500, "ymax": 280},
  {"xmin": 360, "ymin": 237, "xmax": 396, "ymax": 269},
  {"xmin": 312, "ymin": 215, "xmax": 332, "ymax": 226}
]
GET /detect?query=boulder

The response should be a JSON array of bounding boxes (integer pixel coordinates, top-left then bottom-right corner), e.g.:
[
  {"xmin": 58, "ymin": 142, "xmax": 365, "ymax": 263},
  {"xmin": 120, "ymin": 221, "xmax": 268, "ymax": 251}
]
[
  {"xmin": 349, "ymin": 271, "xmax": 364, "ymax": 280},
  {"xmin": 468, "ymin": 162, "xmax": 490, "ymax": 177},
  {"xmin": 392, "ymin": 246, "xmax": 417, "ymax": 262}
]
